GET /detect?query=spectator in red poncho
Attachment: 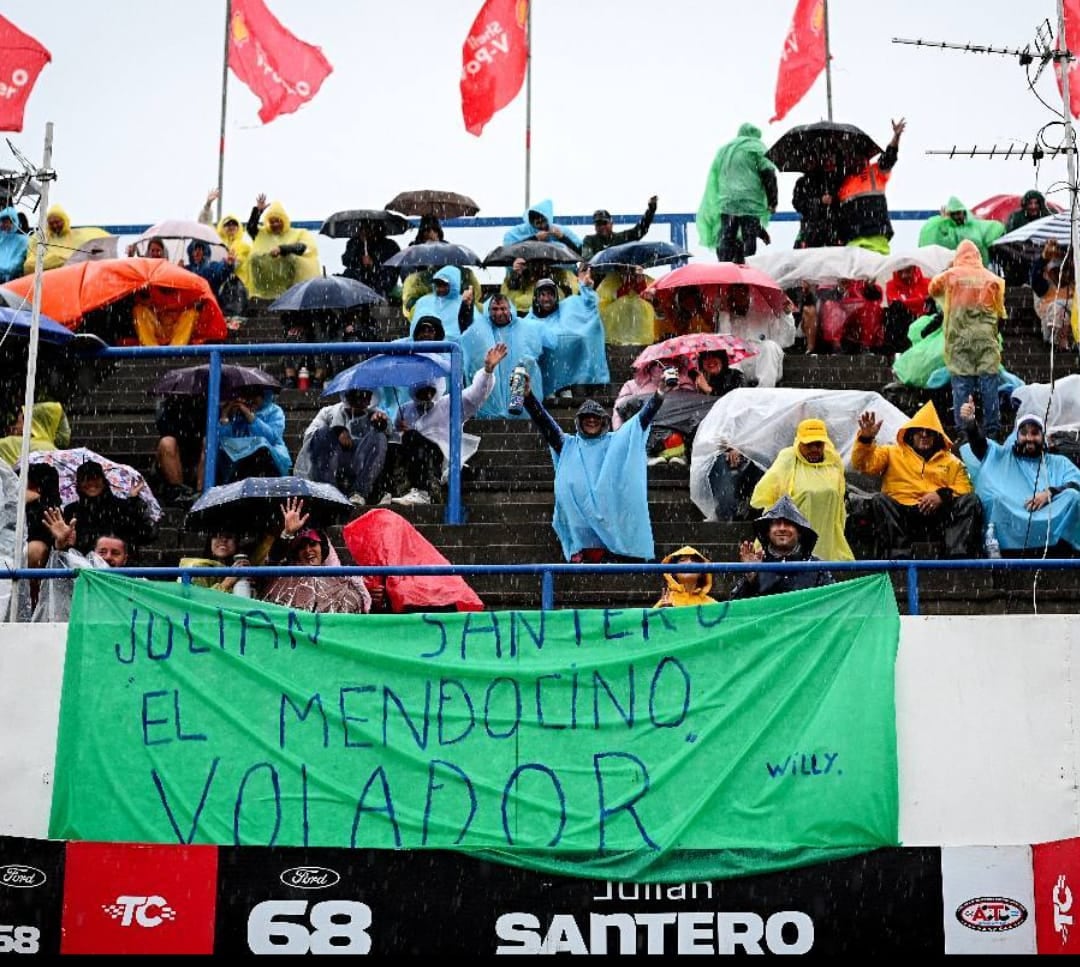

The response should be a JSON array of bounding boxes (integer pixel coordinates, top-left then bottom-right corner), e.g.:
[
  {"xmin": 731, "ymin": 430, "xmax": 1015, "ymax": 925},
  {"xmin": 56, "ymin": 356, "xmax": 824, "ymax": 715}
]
[
  {"xmin": 818, "ymin": 278, "xmax": 885, "ymax": 354},
  {"xmin": 343, "ymin": 508, "xmax": 483, "ymax": 613}
]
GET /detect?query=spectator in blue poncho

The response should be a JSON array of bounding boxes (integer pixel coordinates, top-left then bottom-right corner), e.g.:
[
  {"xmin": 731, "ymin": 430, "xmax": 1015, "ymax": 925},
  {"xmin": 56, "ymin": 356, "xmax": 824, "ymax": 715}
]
[
  {"xmin": 460, "ymin": 293, "xmax": 546, "ymax": 418},
  {"xmin": 184, "ymin": 239, "xmax": 236, "ymax": 301},
  {"xmin": 0, "ymin": 207, "xmax": 28, "ymax": 283},
  {"xmin": 502, "ymin": 198, "xmax": 582, "ymax": 254},
  {"xmin": 522, "ymin": 372, "xmax": 670, "ymax": 563},
  {"xmin": 408, "ymin": 265, "xmax": 477, "ymax": 341},
  {"xmin": 525, "ymin": 271, "xmax": 610, "ymax": 400},
  {"xmin": 960, "ymin": 403, "xmax": 1080, "ymax": 555},
  {"xmin": 216, "ymin": 386, "xmax": 292, "ymax": 484}
]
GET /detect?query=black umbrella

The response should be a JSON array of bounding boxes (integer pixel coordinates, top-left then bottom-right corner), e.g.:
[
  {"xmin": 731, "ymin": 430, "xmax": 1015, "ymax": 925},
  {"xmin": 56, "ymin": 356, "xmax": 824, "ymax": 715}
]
[
  {"xmin": 588, "ymin": 240, "xmax": 689, "ymax": 271},
  {"xmin": 268, "ymin": 275, "xmax": 386, "ymax": 312},
  {"xmin": 483, "ymin": 240, "xmax": 580, "ymax": 267},
  {"xmin": 766, "ymin": 121, "xmax": 882, "ymax": 173},
  {"xmin": 320, "ymin": 209, "xmax": 410, "ymax": 238},
  {"xmin": 383, "ymin": 241, "xmax": 481, "ymax": 271},
  {"xmin": 150, "ymin": 364, "xmax": 281, "ymax": 397},
  {"xmin": 184, "ymin": 476, "xmax": 354, "ymax": 533},
  {"xmin": 385, "ymin": 189, "xmax": 480, "ymax": 219}
]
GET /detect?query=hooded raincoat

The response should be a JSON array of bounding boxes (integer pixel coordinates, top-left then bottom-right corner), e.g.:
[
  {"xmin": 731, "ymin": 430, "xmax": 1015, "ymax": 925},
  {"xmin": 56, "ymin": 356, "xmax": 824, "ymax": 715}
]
[
  {"xmin": 0, "ymin": 401, "xmax": 70, "ymax": 466},
  {"xmin": 246, "ymin": 201, "xmax": 320, "ymax": 300},
  {"xmin": 524, "ymin": 282, "xmax": 610, "ymax": 394},
  {"xmin": 961, "ymin": 420, "xmax": 1080, "ymax": 551},
  {"xmin": 654, "ymin": 545, "xmax": 718, "ymax": 608},
  {"xmin": 502, "ymin": 199, "xmax": 583, "ymax": 251},
  {"xmin": 852, "ymin": 400, "xmax": 973, "ymax": 505},
  {"xmin": 217, "ymin": 390, "xmax": 292, "ymax": 477},
  {"xmin": 695, "ymin": 123, "xmax": 777, "ymax": 249},
  {"xmin": 184, "ymin": 239, "xmax": 234, "ymax": 299},
  {"xmin": 918, "ymin": 197, "xmax": 1006, "ymax": 264},
  {"xmin": 408, "ymin": 265, "xmax": 476, "ymax": 341},
  {"xmin": 0, "ymin": 206, "xmax": 28, "ymax": 283},
  {"xmin": 216, "ymin": 212, "xmax": 253, "ymax": 291},
  {"xmin": 929, "ymin": 240, "xmax": 1007, "ymax": 376},
  {"xmin": 1005, "ymin": 190, "xmax": 1052, "ymax": 234},
  {"xmin": 396, "ymin": 366, "xmax": 495, "ymax": 469},
  {"xmin": 403, "ymin": 267, "xmax": 483, "ymax": 321},
  {"xmin": 23, "ymin": 205, "xmax": 110, "ymax": 273},
  {"xmin": 750, "ymin": 429, "xmax": 854, "ymax": 562},
  {"xmin": 460, "ymin": 297, "xmax": 546, "ymax": 417},
  {"xmin": 729, "ymin": 495, "xmax": 834, "ymax": 599}
]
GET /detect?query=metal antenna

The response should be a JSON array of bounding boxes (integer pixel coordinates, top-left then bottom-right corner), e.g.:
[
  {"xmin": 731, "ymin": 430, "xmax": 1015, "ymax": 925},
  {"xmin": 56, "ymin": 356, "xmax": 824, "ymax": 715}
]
[{"xmin": 2, "ymin": 137, "xmax": 51, "ymax": 212}]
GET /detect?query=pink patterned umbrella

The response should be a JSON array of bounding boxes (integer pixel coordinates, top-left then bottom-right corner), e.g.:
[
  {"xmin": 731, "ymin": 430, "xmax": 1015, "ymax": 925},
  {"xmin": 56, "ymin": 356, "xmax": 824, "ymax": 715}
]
[
  {"xmin": 632, "ymin": 332, "xmax": 759, "ymax": 371},
  {"xmin": 21, "ymin": 447, "xmax": 162, "ymax": 521}
]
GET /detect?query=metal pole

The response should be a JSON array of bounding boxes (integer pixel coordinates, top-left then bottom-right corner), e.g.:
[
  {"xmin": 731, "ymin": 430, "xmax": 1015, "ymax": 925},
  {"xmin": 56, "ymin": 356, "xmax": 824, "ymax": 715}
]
[
  {"xmin": 216, "ymin": 0, "xmax": 232, "ymax": 224},
  {"xmin": 446, "ymin": 347, "xmax": 463, "ymax": 525},
  {"xmin": 203, "ymin": 349, "xmax": 223, "ymax": 492},
  {"xmin": 823, "ymin": 0, "xmax": 834, "ymax": 121},
  {"xmin": 9, "ymin": 122, "xmax": 54, "ymax": 622},
  {"xmin": 1057, "ymin": 0, "xmax": 1080, "ymax": 297},
  {"xmin": 523, "ymin": 0, "xmax": 532, "ymax": 210}
]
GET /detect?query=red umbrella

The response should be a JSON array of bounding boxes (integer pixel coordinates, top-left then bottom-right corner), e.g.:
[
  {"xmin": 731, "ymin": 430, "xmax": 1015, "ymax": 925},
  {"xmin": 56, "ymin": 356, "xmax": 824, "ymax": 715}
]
[
  {"xmin": 646, "ymin": 261, "xmax": 789, "ymax": 317},
  {"xmin": 970, "ymin": 193, "xmax": 1063, "ymax": 225},
  {"xmin": 632, "ymin": 332, "xmax": 758, "ymax": 370}
]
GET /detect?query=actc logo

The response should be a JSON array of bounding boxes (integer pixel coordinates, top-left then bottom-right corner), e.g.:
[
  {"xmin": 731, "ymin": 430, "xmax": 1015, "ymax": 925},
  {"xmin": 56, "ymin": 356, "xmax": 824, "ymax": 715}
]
[{"xmin": 101, "ymin": 896, "xmax": 177, "ymax": 928}]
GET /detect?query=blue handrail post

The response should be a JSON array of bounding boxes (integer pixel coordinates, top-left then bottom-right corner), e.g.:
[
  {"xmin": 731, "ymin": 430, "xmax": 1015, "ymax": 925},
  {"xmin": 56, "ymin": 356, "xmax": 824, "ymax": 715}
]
[
  {"xmin": 906, "ymin": 562, "xmax": 920, "ymax": 615},
  {"xmin": 669, "ymin": 217, "xmax": 689, "ymax": 254},
  {"xmin": 446, "ymin": 344, "xmax": 464, "ymax": 525},
  {"xmin": 203, "ymin": 350, "xmax": 223, "ymax": 492},
  {"xmin": 541, "ymin": 570, "xmax": 555, "ymax": 611}
]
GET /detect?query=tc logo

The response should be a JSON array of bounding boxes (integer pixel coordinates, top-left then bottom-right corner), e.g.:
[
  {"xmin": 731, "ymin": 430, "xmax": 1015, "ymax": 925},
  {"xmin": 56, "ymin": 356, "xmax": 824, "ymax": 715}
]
[
  {"xmin": 102, "ymin": 895, "xmax": 177, "ymax": 928},
  {"xmin": 1054, "ymin": 874, "xmax": 1074, "ymax": 945}
]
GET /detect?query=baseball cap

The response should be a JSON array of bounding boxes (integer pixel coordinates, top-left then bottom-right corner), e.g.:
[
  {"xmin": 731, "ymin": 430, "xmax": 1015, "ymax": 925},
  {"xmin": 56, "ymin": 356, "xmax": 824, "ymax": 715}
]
[
  {"xmin": 593, "ymin": 208, "xmax": 612, "ymax": 223},
  {"xmin": 534, "ymin": 278, "xmax": 558, "ymax": 293},
  {"xmin": 795, "ymin": 418, "xmax": 829, "ymax": 444},
  {"xmin": 1016, "ymin": 413, "xmax": 1045, "ymax": 432},
  {"xmin": 294, "ymin": 528, "xmax": 322, "ymax": 545}
]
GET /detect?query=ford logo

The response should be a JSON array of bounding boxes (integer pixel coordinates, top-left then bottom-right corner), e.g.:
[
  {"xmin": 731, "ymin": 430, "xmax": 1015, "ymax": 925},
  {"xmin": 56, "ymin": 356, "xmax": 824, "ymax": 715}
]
[
  {"xmin": 956, "ymin": 896, "xmax": 1028, "ymax": 932},
  {"xmin": 279, "ymin": 866, "xmax": 340, "ymax": 890},
  {"xmin": 0, "ymin": 864, "xmax": 47, "ymax": 889}
]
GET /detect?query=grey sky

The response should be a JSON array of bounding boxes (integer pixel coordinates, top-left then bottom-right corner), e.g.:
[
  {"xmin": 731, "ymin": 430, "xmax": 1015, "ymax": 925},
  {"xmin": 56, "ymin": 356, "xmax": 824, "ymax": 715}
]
[{"xmin": 3, "ymin": 0, "xmax": 1072, "ymax": 265}]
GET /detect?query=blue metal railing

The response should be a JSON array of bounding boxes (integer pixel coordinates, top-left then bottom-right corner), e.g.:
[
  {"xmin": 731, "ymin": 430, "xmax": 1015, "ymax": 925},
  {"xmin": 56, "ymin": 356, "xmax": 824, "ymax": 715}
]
[
  {"xmin": 5, "ymin": 557, "xmax": 1079, "ymax": 616},
  {"xmin": 94, "ymin": 341, "xmax": 467, "ymax": 525}
]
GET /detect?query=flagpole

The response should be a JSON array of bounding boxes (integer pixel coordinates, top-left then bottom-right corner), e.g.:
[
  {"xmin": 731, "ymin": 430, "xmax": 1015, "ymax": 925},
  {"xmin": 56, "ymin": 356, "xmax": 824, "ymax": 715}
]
[
  {"xmin": 216, "ymin": 0, "xmax": 232, "ymax": 224},
  {"xmin": 1058, "ymin": 0, "xmax": 1080, "ymax": 298},
  {"xmin": 9, "ymin": 122, "xmax": 54, "ymax": 622},
  {"xmin": 523, "ymin": 0, "xmax": 532, "ymax": 210},
  {"xmin": 823, "ymin": 0, "xmax": 834, "ymax": 121}
]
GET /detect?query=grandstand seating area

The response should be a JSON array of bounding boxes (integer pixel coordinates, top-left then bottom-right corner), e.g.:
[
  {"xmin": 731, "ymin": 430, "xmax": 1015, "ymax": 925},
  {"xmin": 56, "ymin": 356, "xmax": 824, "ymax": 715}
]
[{"xmin": 57, "ymin": 283, "xmax": 1080, "ymax": 614}]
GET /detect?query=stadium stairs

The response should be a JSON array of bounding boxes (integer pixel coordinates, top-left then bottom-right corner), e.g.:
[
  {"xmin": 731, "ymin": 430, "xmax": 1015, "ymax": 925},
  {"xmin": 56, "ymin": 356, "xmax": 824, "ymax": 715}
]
[{"xmin": 61, "ymin": 286, "xmax": 1080, "ymax": 614}]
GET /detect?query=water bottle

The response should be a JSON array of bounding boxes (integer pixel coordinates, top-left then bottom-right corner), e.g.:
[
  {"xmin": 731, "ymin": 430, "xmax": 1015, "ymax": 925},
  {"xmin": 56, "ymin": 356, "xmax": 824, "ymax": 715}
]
[
  {"xmin": 232, "ymin": 553, "xmax": 253, "ymax": 597},
  {"xmin": 984, "ymin": 523, "xmax": 1001, "ymax": 560},
  {"xmin": 507, "ymin": 362, "xmax": 528, "ymax": 415},
  {"xmin": 297, "ymin": 366, "xmax": 311, "ymax": 391}
]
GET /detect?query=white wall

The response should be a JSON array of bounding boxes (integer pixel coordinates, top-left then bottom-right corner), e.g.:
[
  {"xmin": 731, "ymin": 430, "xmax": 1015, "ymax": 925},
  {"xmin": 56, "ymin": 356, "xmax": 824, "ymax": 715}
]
[{"xmin": 3, "ymin": 617, "xmax": 1079, "ymax": 845}]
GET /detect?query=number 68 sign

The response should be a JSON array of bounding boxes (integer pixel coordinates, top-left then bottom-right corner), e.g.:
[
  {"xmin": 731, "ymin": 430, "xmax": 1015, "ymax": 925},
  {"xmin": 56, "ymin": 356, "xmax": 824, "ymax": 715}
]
[{"xmin": 246, "ymin": 900, "xmax": 372, "ymax": 955}]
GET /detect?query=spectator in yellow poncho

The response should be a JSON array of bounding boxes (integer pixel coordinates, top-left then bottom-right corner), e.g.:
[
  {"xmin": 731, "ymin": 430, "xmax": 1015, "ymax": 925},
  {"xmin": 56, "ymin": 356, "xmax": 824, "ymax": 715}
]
[
  {"xmin": 197, "ymin": 189, "xmax": 254, "ymax": 293},
  {"xmin": 245, "ymin": 195, "xmax": 320, "ymax": 300},
  {"xmin": 653, "ymin": 545, "xmax": 719, "ymax": 608},
  {"xmin": 500, "ymin": 258, "xmax": 578, "ymax": 316},
  {"xmin": 23, "ymin": 205, "xmax": 110, "ymax": 273},
  {"xmin": 597, "ymin": 267, "xmax": 656, "ymax": 344},
  {"xmin": 0, "ymin": 401, "xmax": 71, "ymax": 465},
  {"xmin": 750, "ymin": 418, "xmax": 854, "ymax": 561}
]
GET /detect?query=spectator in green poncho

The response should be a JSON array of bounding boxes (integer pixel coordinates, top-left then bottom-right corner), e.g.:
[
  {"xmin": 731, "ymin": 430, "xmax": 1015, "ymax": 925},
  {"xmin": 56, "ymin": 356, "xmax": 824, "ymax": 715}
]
[
  {"xmin": 1005, "ymin": 190, "xmax": 1053, "ymax": 234},
  {"xmin": 918, "ymin": 197, "xmax": 1005, "ymax": 265},
  {"xmin": 696, "ymin": 122, "xmax": 777, "ymax": 264}
]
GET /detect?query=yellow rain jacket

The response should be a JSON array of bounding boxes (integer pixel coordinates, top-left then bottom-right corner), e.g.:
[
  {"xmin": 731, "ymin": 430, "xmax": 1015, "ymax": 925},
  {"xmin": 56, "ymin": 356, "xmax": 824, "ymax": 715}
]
[
  {"xmin": 597, "ymin": 272, "xmax": 657, "ymax": 345},
  {"xmin": 0, "ymin": 401, "xmax": 71, "ymax": 465},
  {"xmin": 929, "ymin": 239, "xmax": 1006, "ymax": 376},
  {"xmin": 23, "ymin": 205, "xmax": 110, "ymax": 273},
  {"xmin": 653, "ymin": 545, "xmax": 718, "ymax": 608},
  {"xmin": 501, "ymin": 268, "xmax": 579, "ymax": 316},
  {"xmin": 216, "ymin": 212, "xmax": 253, "ymax": 292},
  {"xmin": 851, "ymin": 400, "xmax": 972, "ymax": 506},
  {"xmin": 751, "ymin": 438, "xmax": 854, "ymax": 562},
  {"xmin": 247, "ymin": 201, "xmax": 320, "ymax": 300}
]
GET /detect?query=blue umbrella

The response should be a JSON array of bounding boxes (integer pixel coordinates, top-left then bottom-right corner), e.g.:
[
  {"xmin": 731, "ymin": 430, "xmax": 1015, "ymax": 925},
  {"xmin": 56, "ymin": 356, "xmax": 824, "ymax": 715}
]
[
  {"xmin": 321, "ymin": 353, "xmax": 451, "ymax": 397},
  {"xmin": 0, "ymin": 306, "xmax": 74, "ymax": 344},
  {"xmin": 268, "ymin": 275, "xmax": 387, "ymax": 312},
  {"xmin": 184, "ymin": 475, "xmax": 353, "ymax": 533},
  {"xmin": 588, "ymin": 240, "xmax": 690, "ymax": 270},
  {"xmin": 383, "ymin": 241, "xmax": 481, "ymax": 271}
]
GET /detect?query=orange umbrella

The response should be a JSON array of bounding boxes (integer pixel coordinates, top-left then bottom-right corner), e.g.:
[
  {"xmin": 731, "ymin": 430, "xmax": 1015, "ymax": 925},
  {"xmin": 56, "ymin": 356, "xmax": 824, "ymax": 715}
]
[{"xmin": 1, "ymin": 257, "xmax": 227, "ymax": 343}]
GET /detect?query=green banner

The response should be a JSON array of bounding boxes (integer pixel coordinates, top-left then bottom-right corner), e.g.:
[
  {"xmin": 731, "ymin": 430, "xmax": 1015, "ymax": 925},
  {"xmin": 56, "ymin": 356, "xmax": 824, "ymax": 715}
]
[{"xmin": 50, "ymin": 570, "xmax": 900, "ymax": 882}]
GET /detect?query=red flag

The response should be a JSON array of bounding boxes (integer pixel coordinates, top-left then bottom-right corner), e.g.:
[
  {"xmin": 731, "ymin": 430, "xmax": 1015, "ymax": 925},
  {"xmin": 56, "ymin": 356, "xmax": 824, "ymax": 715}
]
[
  {"xmin": 0, "ymin": 16, "xmax": 51, "ymax": 133},
  {"xmin": 770, "ymin": 0, "xmax": 828, "ymax": 124},
  {"xmin": 460, "ymin": 0, "xmax": 529, "ymax": 136},
  {"xmin": 228, "ymin": 0, "xmax": 332, "ymax": 125},
  {"xmin": 1055, "ymin": 0, "xmax": 1080, "ymax": 119}
]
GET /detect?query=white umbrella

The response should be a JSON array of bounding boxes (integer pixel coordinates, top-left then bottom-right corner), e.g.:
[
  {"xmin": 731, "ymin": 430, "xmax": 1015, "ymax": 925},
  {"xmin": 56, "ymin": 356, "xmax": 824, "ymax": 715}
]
[
  {"xmin": 688, "ymin": 387, "xmax": 911, "ymax": 522},
  {"xmin": 131, "ymin": 219, "xmax": 227, "ymax": 264},
  {"xmin": 991, "ymin": 211, "xmax": 1074, "ymax": 258},
  {"xmin": 871, "ymin": 245, "xmax": 957, "ymax": 285},
  {"xmin": 66, "ymin": 235, "xmax": 118, "ymax": 265},
  {"xmin": 746, "ymin": 246, "xmax": 884, "ymax": 289}
]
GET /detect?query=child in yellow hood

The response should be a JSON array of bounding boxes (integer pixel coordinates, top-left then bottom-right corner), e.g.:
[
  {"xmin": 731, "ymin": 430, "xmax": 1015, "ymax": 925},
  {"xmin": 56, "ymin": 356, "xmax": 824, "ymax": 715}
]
[{"xmin": 654, "ymin": 546, "xmax": 719, "ymax": 608}]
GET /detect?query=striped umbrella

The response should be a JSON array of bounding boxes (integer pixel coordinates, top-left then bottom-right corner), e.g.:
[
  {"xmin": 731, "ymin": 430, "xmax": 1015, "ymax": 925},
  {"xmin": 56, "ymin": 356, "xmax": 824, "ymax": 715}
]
[{"xmin": 991, "ymin": 211, "xmax": 1075, "ymax": 257}]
